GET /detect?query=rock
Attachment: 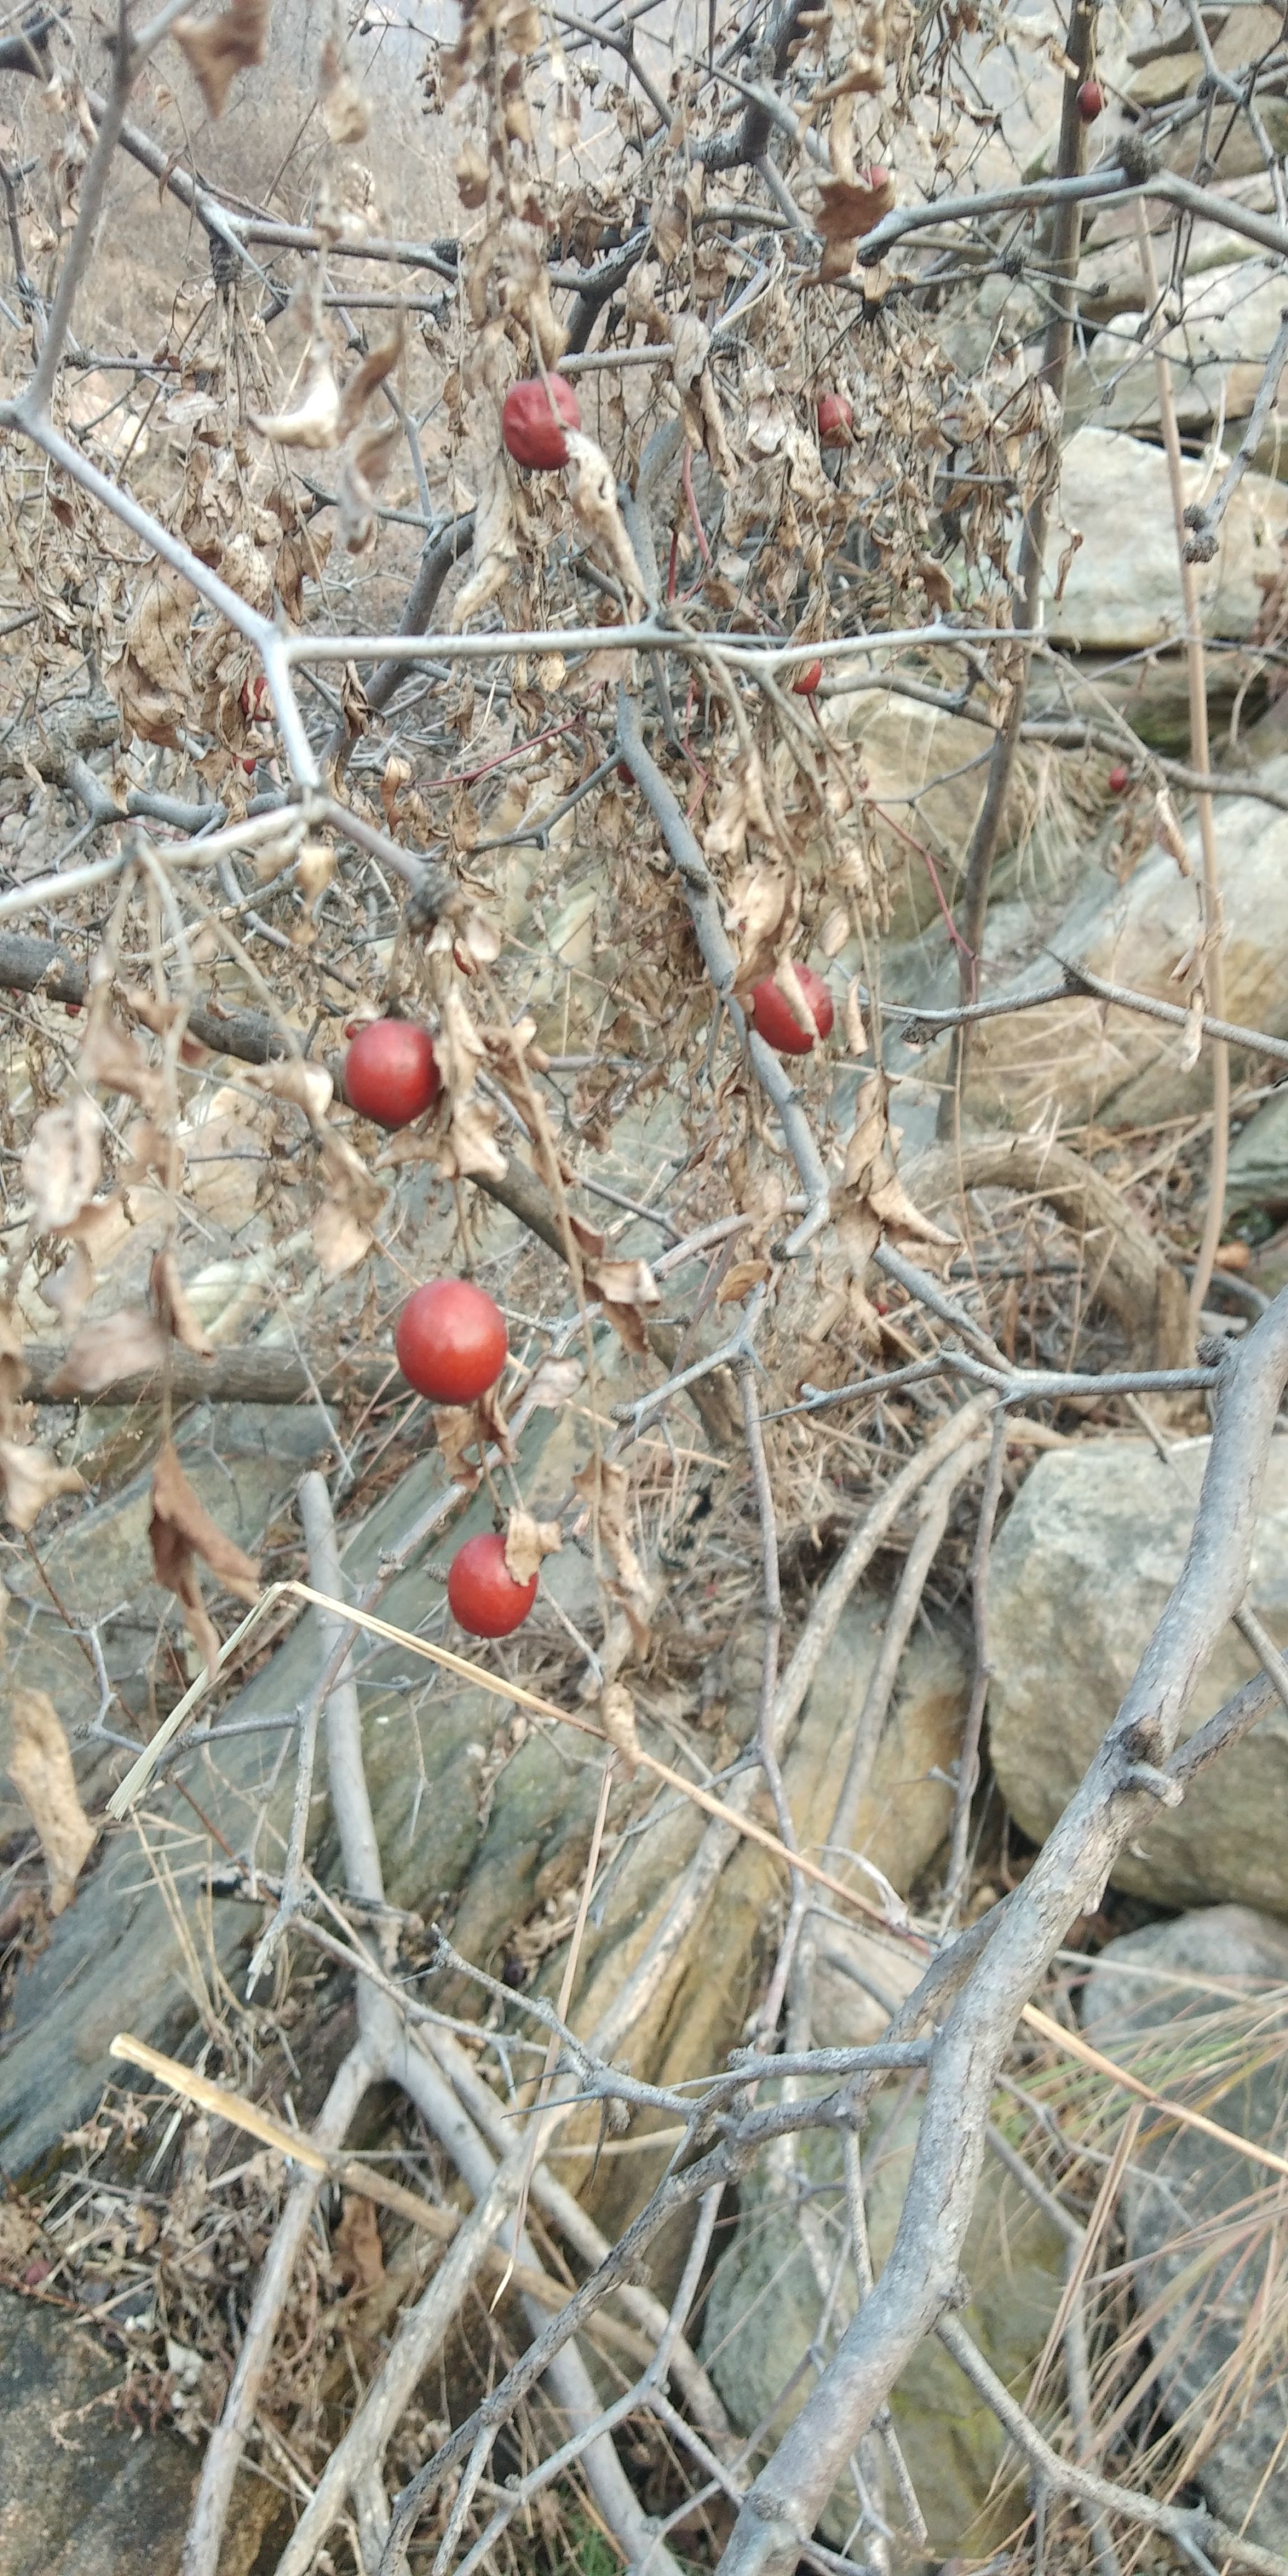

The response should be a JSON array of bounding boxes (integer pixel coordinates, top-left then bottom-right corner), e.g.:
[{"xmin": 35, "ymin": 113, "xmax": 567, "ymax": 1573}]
[
  {"xmin": 0, "ymin": 1401, "xmax": 335, "ymax": 1838},
  {"xmin": 1068, "ymin": 266, "xmax": 1288, "ymax": 443},
  {"xmin": 529, "ymin": 1597, "xmax": 968, "ymax": 2263},
  {"xmin": 701, "ymin": 2063, "xmax": 1065, "ymax": 2553},
  {"xmin": 1082, "ymin": 1908, "xmax": 1288, "ymax": 2549},
  {"xmin": 822, "ymin": 689, "xmax": 1032, "ymax": 939},
  {"xmin": 1225, "ymin": 1081, "xmax": 1288, "ymax": 1216},
  {"xmin": 950, "ymin": 754, "xmax": 1288, "ymax": 1129},
  {"xmin": 988, "ymin": 1437, "xmax": 1288, "ymax": 1914},
  {"xmin": 1041, "ymin": 429, "xmax": 1288, "ymax": 651}
]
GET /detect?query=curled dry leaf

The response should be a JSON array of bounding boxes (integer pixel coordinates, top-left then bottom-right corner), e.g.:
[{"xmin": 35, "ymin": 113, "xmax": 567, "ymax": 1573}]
[
  {"xmin": 0, "ymin": 1440, "xmax": 85, "ymax": 1534},
  {"xmin": 337, "ymin": 323, "xmax": 404, "ymax": 442},
  {"xmin": 586, "ymin": 1255, "xmax": 662, "ymax": 1356},
  {"xmin": 562, "ymin": 432, "xmax": 649, "ymax": 609},
  {"xmin": 242, "ymin": 1058, "xmax": 334, "ymax": 1125},
  {"xmin": 23, "ymin": 1096, "xmax": 102, "ymax": 1234},
  {"xmin": 320, "ymin": 37, "xmax": 371, "ymax": 143},
  {"xmin": 833, "ymin": 1074, "xmax": 957, "ymax": 1328},
  {"xmin": 315, "ymin": 1129, "xmax": 386, "ymax": 1277},
  {"xmin": 252, "ymin": 344, "xmax": 343, "ymax": 451},
  {"xmin": 843, "ymin": 976, "xmax": 869, "ymax": 1056},
  {"xmin": 333, "ymin": 2193, "xmax": 384, "ymax": 2293},
  {"xmin": 524, "ymin": 1353, "xmax": 583, "ymax": 1409},
  {"xmin": 123, "ymin": 1120, "xmax": 185, "ymax": 1191},
  {"xmin": 174, "ymin": 0, "xmax": 269, "ymax": 116},
  {"xmin": 453, "ymin": 443, "xmax": 516, "ymax": 630},
  {"xmin": 1154, "ymin": 788, "xmax": 1193, "ymax": 877},
  {"xmin": 150, "ymin": 1438, "xmax": 259, "ymax": 1677},
  {"xmin": 716, "ymin": 1258, "xmax": 772, "ymax": 1307},
  {"xmin": 504, "ymin": 1507, "xmax": 563, "ymax": 1585},
  {"xmin": 8, "ymin": 1688, "xmax": 95, "ymax": 1913},
  {"xmin": 432, "ymin": 1405, "xmax": 482, "ymax": 1490},
  {"xmin": 77, "ymin": 999, "xmax": 162, "ymax": 1112},
  {"xmin": 312, "ymin": 1198, "xmax": 373, "ymax": 1281},
  {"xmin": 572, "ymin": 1455, "xmax": 655, "ymax": 1651},
  {"xmin": 339, "ymin": 422, "xmax": 401, "ymax": 556},
  {"xmin": 46, "ymin": 1307, "xmax": 171, "ymax": 1398},
  {"xmin": 599, "ymin": 1679, "xmax": 640, "ymax": 1777},
  {"xmin": 152, "ymin": 1248, "xmax": 214, "ymax": 1357},
  {"xmin": 724, "ymin": 859, "xmax": 803, "ymax": 994},
  {"xmin": 105, "ymin": 568, "xmax": 192, "ymax": 750}
]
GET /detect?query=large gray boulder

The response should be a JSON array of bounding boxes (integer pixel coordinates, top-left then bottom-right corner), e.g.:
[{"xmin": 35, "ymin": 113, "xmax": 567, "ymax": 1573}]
[
  {"xmin": 988, "ymin": 1437, "xmax": 1288, "ymax": 1915},
  {"xmin": 1082, "ymin": 1907, "xmax": 1288, "ymax": 2550},
  {"xmin": 1042, "ymin": 427, "xmax": 1288, "ymax": 650}
]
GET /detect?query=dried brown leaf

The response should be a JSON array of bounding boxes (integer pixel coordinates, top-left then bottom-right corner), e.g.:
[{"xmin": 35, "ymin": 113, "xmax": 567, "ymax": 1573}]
[
  {"xmin": 152, "ymin": 1248, "xmax": 214, "ymax": 1357},
  {"xmin": 716, "ymin": 1258, "xmax": 772, "ymax": 1307},
  {"xmin": 47, "ymin": 1307, "xmax": 170, "ymax": 1398},
  {"xmin": 242, "ymin": 1059, "xmax": 334, "ymax": 1123},
  {"xmin": 0, "ymin": 1440, "xmax": 85, "ymax": 1534},
  {"xmin": 599, "ymin": 1678, "xmax": 640, "ymax": 1776},
  {"xmin": 562, "ymin": 431, "xmax": 648, "ymax": 609},
  {"xmin": 106, "ymin": 569, "xmax": 192, "ymax": 750},
  {"xmin": 150, "ymin": 1438, "xmax": 259, "ymax": 1677},
  {"xmin": 175, "ymin": 0, "xmax": 269, "ymax": 116},
  {"xmin": 1154, "ymin": 788, "xmax": 1193, "ymax": 877},
  {"xmin": 252, "ymin": 346, "xmax": 342, "ymax": 451},
  {"xmin": 432, "ymin": 1404, "xmax": 482, "ymax": 1489},
  {"xmin": 320, "ymin": 37, "xmax": 370, "ymax": 142},
  {"xmin": 333, "ymin": 2193, "xmax": 384, "ymax": 2292},
  {"xmin": 77, "ymin": 999, "xmax": 161, "ymax": 1111},
  {"xmin": 8, "ymin": 1687, "xmax": 95, "ymax": 1912},
  {"xmin": 524, "ymin": 1354, "xmax": 583, "ymax": 1409},
  {"xmin": 23, "ymin": 1097, "xmax": 103, "ymax": 1234},
  {"xmin": 504, "ymin": 1508, "xmax": 563, "ymax": 1585}
]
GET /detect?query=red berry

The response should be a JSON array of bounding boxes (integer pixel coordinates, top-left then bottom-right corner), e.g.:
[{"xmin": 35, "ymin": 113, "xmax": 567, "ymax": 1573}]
[
  {"xmin": 64, "ymin": 1001, "xmax": 82, "ymax": 1017},
  {"xmin": 396, "ymin": 1279, "xmax": 508, "ymax": 1405},
  {"xmin": 502, "ymin": 376, "xmax": 581, "ymax": 471},
  {"xmin": 617, "ymin": 760, "xmax": 633, "ymax": 786},
  {"xmin": 750, "ymin": 965, "xmax": 834, "ymax": 1056},
  {"xmin": 447, "ymin": 1531, "xmax": 537, "ymax": 1637},
  {"xmin": 344, "ymin": 1020, "xmax": 440, "ymax": 1127},
  {"xmin": 1108, "ymin": 763, "xmax": 1129, "ymax": 793},
  {"xmin": 864, "ymin": 163, "xmax": 890, "ymax": 192},
  {"xmin": 793, "ymin": 658, "xmax": 824, "ymax": 696},
  {"xmin": 816, "ymin": 393, "xmax": 853, "ymax": 446},
  {"xmin": 1077, "ymin": 77, "xmax": 1103, "ymax": 121}
]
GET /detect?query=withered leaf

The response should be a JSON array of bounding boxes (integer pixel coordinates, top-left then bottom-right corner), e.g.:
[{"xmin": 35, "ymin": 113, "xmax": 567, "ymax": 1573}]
[
  {"xmin": 562, "ymin": 432, "xmax": 648, "ymax": 609},
  {"xmin": 77, "ymin": 1001, "xmax": 161, "ymax": 1112},
  {"xmin": 0, "ymin": 1440, "xmax": 85, "ymax": 1534},
  {"xmin": 23, "ymin": 1097, "xmax": 103, "ymax": 1234},
  {"xmin": 716, "ymin": 1258, "xmax": 772, "ymax": 1307},
  {"xmin": 312, "ymin": 1196, "xmax": 373, "ymax": 1280},
  {"xmin": 105, "ymin": 568, "xmax": 192, "ymax": 749},
  {"xmin": 338, "ymin": 422, "xmax": 400, "ymax": 557},
  {"xmin": 175, "ymin": 0, "xmax": 270, "ymax": 118},
  {"xmin": 503, "ymin": 1507, "xmax": 562, "ymax": 1585},
  {"xmin": 47, "ymin": 1307, "xmax": 170, "ymax": 1398},
  {"xmin": 152, "ymin": 1248, "xmax": 214, "ymax": 1357},
  {"xmin": 432, "ymin": 1404, "xmax": 482, "ymax": 1490},
  {"xmin": 320, "ymin": 37, "xmax": 370, "ymax": 142},
  {"xmin": 524, "ymin": 1354, "xmax": 583, "ymax": 1409},
  {"xmin": 242, "ymin": 1058, "xmax": 334, "ymax": 1124},
  {"xmin": 572, "ymin": 1456, "xmax": 654, "ymax": 1650},
  {"xmin": 333, "ymin": 2192, "xmax": 384, "ymax": 2292},
  {"xmin": 599, "ymin": 1678, "xmax": 640, "ymax": 1777},
  {"xmin": 337, "ymin": 322, "xmax": 404, "ymax": 440},
  {"xmin": 0, "ymin": 1305, "xmax": 29, "ymax": 1432},
  {"xmin": 150, "ymin": 1438, "xmax": 259, "ymax": 1677},
  {"xmin": 252, "ymin": 345, "xmax": 342, "ymax": 451},
  {"xmin": 8, "ymin": 1687, "xmax": 95, "ymax": 1913}
]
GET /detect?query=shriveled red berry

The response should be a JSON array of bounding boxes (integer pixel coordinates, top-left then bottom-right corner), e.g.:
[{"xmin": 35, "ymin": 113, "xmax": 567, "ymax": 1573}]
[
  {"xmin": 502, "ymin": 376, "xmax": 581, "ymax": 471},
  {"xmin": 344, "ymin": 1020, "xmax": 440, "ymax": 1128},
  {"xmin": 793, "ymin": 658, "xmax": 824, "ymax": 696},
  {"xmin": 816, "ymin": 393, "xmax": 853, "ymax": 446},
  {"xmin": 1077, "ymin": 77, "xmax": 1104, "ymax": 121},
  {"xmin": 750, "ymin": 965, "xmax": 834, "ymax": 1056},
  {"xmin": 396, "ymin": 1279, "xmax": 508, "ymax": 1406},
  {"xmin": 617, "ymin": 760, "xmax": 633, "ymax": 785},
  {"xmin": 448, "ymin": 1531, "xmax": 537, "ymax": 1637},
  {"xmin": 1108, "ymin": 763, "xmax": 1129, "ymax": 793}
]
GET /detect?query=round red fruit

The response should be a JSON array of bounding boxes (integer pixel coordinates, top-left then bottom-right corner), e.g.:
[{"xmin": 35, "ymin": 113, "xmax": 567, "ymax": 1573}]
[
  {"xmin": 617, "ymin": 760, "xmax": 633, "ymax": 786},
  {"xmin": 1108, "ymin": 763, "xmax": 1129, "ymax": 793},
  {"xmin": 396, "ymin": 1279, "xmax": 508, "ymax": 1406},
  {"xmin": 502, "ymin": 375, "xmax": 581, "ymax": 471},
  {"xmin": 817, "ymin": 393, "xmax": 853, "ymax": 446},
  {"xmin": 448, "ymin": 1531, "xmax": 537, "ymax": 1638},
  {"xmin": 750, "ymin": 965, "xmax": 834, "ymax": 1055},
  {"xmin": 1077, "ymin": 77, "xmax": 1103, "ymax": 120},
  {"xmin": 793, "ymin": 658, "xmax": 823, "ymax": 696},
  {"xmin": 344, "ymin": 1020, "xmax": 440, "ymax": 1128}
]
